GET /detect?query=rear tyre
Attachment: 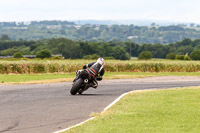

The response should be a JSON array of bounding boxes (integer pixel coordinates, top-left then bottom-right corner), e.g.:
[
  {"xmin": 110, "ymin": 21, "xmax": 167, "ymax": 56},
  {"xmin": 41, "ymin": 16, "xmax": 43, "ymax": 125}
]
[
  {"xmin": 78, "ymin": 89, "xmax": 83, "ymax": 95},
  {"xmin": 70, "ymin": 79, "xmax": 83, "ymax": 95}
]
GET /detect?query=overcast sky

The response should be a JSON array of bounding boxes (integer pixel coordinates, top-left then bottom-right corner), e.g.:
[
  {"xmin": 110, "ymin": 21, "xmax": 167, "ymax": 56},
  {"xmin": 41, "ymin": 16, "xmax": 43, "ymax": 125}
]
[{"xmin": 0, "ymin": 0, "xmax": 199, "ymax": 23}]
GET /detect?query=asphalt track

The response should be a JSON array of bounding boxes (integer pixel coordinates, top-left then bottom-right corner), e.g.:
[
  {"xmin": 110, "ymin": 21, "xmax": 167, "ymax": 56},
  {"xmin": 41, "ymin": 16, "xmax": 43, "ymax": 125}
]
[{"xmin": 0, "ymin": 76, "xmax": 200, "ymax": 133}]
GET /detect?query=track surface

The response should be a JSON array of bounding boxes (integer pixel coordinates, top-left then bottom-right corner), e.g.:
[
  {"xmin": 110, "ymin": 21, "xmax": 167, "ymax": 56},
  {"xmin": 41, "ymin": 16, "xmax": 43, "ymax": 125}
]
[{"xmin": 0, "ymin": 76, "xmax": 200, "ymax": 133}]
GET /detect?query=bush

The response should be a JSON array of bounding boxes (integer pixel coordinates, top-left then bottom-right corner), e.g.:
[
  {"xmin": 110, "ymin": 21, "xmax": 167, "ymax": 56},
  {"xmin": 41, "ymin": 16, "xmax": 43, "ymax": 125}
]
[
  {"xmin": 175, "ymin": 55, "xmax": 185, "ymax": 60},
  {"xmin": 13, "ymin": 52, "xmax": 23, "ymax": 58},
  {"xmin": 36, "ymin": 50, "xmax": 52, "ymax": 59},
  {"xmin": 190, "ymin": 50, "xmax": 200, "ymax": 60},
  {"xmin": 184, "ymin": 53, "xmax": 191, "ymax": 60},
  {"xmin": 83, "ymin": 54, "xmax": 100, "ymax": 60},
  {"xmin": 33, "ymin": 64, "xmax": 46, "ymax": 73},
  {"xmin": 166, "ymin": 53, "xmax": 176, "ymax": 59},
  {"xmin": 103, "ymin": 57, "xmax": 115, "ymax": 60},
  {"xmin": 138, "ymin": 51, "xmax": 152, "ymax": 60},
  {"xmin": 51, "ymin": 56, "xmax": 63, "ymax": 60}
]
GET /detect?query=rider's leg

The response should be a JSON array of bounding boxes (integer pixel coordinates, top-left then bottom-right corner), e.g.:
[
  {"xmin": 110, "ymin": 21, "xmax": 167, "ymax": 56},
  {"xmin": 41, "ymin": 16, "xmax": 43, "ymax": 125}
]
[
  {"xmin": 86, "ymin": 79, "xmax": 98, "ymax": 89},
  {"xmin": 92, "ymin": 79, "xmax": 98, "ymax": 89}
]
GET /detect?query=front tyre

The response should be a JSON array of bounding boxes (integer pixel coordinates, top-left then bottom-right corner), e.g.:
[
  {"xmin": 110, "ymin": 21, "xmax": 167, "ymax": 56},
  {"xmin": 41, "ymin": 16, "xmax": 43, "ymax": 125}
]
[{"xmin": 70, "ymin": 79, "xmax": 83, "ymax": 95}]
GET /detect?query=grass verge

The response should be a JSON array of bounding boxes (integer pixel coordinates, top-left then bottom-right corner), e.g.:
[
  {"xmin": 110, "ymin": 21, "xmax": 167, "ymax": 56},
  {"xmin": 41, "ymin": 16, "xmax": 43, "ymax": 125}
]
[
  {"xmin": 63, "ymin": 87, "xmax": 200, "ymax": 133},
  {"xmin": 0, "ymin": 73, "xmax": 74, "ymax": 84},
  {"xmin": 0, "ymin": 72, "xmax": 200, "ymax": 84}
]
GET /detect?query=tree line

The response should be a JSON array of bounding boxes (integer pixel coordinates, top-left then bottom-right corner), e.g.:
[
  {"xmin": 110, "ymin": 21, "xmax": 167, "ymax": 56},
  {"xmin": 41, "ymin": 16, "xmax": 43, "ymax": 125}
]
[{"xmin": 0, "ymin": 35, "xmax": 200, "ymax": 60}]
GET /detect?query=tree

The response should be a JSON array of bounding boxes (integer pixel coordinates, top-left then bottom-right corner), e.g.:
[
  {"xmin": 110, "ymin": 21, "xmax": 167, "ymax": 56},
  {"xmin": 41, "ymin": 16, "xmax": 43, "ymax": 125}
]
[
  {"xmin": 36, "ymin": 49, "xmax": 52, "ymax": 59},
  {"xmin": 180, "ymin": 38, "xmax": 192, "ymax": 46},
  {"xmin": 0, "ymin": 34, "xmax": 10, "ymax": 40},
  {"xmin": 48, "ymin": 38, "xmax": 81, "ymax": 59},
  {"xmin": 190, "ymin": 50, "xmax": 200, "ymax": 60},
  {"xmin": 151, "ymin": 23, "xmax": 156, "ymax": 26},
  {"xmin": 13, "ymin": 52, "xmax": 23, "ymax": 58},
  {"xmin": 138, "ymin": 51, "xmax": 152, "ymax": 60},
  {"xmin": 151, "ymin": 43, "xmax": 167, "ymax": 58},
  {"xmin": 184, "ymin": 53, "xmax": 191, "ymax": 60},
  {"xmin": 190, "ymin": 23, "xmax": 195, "ymax": 27},
  {"xmin": 60, "ymin": 29, "xmax": 66, "ymax": 35},
  {"xmin": 166, "ymin": 53, "xmax": 176, "ymax": 59},
  {"xmin": 192, "ymin": 39, "xmax": 200, "ymax": 47},
  {"xmin": 175, "ymin": 55, "xmax": 185, "ymax": 60},
  {"xmin": 177, "ymin": 46, "xmax": 193, "ymax": 55},
  {"xmin": 112, "ymin": 46, "xmax": 130, "ymax": 60}
]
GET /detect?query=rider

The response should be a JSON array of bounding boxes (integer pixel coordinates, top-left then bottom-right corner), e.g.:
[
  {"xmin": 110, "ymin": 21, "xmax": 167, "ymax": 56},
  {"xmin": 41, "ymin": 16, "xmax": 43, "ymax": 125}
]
[{"xmin": 83, "ymin": 57, "xmax": 105, "ymax": 89}]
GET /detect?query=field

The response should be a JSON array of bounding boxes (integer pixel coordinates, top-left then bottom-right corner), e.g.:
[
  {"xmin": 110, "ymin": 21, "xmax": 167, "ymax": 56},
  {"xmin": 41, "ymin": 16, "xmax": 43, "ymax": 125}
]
[
  {"xmin": 64, "ymin": 87, "xmax": 200, "ymax": 133},
  {"xmin": 0, "ymin": 59, "xmax": 200, "ymax": 74},
  {"xmin": 0, "ymin": 59, "xmax": 200, "ymax": 84}
]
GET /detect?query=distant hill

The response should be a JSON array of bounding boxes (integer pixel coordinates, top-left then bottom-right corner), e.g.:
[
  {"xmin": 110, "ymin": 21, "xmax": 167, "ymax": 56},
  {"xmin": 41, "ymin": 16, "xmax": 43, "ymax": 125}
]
[
  {"xmin": 73, "ymin": 20, "xmax": 116, "ymax": 25},
  {"xmin": 73, "ymin": 19, "xmax": 195, "ymax": 26},
  {"xmin": 0, "ymin": 20, "xmax": 200, "ymax": 44}
]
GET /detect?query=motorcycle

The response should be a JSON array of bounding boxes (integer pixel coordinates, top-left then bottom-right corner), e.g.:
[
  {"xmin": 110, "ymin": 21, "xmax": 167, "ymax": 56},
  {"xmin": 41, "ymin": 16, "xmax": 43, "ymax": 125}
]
[{"xmin": 70, "ymin": 69, "xmax": 92, "ymax": 95}]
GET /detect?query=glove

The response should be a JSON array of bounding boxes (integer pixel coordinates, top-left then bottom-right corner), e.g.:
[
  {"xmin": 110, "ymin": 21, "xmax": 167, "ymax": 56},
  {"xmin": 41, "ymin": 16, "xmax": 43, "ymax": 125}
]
[{"xmin": 82, "ymin": 64, "xmax": 88, "ymax": 69}]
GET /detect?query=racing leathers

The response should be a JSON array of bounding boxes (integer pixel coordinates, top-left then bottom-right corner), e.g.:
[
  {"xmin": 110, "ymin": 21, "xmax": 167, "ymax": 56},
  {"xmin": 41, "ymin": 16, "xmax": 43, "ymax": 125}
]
[{"xmin": 83, "ymin": 62, "xmax": 105, "ymax": 88}]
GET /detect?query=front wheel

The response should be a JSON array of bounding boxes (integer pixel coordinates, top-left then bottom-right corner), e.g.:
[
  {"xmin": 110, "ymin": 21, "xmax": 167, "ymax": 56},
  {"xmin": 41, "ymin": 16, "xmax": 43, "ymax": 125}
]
[{"xmin": 70, "ymin": 79, "xmax": 83, "ymax": 95}]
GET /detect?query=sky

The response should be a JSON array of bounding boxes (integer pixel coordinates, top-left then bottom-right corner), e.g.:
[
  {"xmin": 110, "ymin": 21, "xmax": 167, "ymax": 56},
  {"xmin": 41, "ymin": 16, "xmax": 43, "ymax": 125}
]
[{"xmin": 0, "ymin": 0, "xmax": 200, "ymax": 23}]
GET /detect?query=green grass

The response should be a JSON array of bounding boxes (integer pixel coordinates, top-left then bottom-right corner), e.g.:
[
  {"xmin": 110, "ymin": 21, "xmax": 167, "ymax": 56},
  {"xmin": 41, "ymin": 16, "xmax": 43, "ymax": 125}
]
[
  {"xmin": 0, "ymin": 73, "xmax": 75, "ymax": 84},
  {"xmin": 64, "ymin": 87, "xmax": 200, "ymax": 133},
  {"xmin": 0, "ymin": 72, "xmax": 200, "ymax": 84},
  {"xmin": 104, "ymin": 72, "xmax": 200, "ymax": 78}
]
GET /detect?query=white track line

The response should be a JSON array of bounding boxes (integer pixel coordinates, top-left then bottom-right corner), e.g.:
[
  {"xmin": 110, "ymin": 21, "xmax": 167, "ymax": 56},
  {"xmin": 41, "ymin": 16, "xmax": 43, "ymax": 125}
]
[
  {"xmin": 53, "ymin": 88, "xmax": 160, "ymax": 133},
  {"xmin": 53, "ymin": 117, "xmax": 95, "ymax": 133},
  {"xmin": 103, "ymin": 91, "xmax": 134, "ymax": 111}
]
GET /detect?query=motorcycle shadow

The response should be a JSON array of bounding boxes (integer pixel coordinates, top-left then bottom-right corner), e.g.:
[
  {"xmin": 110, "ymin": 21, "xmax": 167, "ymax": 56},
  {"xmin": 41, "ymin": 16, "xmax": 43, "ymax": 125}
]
[{"xmin": 73, "ymin": 93, "xmax": 110, "ymax": 96}]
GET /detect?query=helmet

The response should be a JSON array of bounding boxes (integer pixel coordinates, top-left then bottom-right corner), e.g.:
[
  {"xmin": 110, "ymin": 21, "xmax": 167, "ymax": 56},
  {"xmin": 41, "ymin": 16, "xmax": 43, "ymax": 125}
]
[{"xmin": 97, "ymin": 57, "xmax": 105, "ymax": 65}]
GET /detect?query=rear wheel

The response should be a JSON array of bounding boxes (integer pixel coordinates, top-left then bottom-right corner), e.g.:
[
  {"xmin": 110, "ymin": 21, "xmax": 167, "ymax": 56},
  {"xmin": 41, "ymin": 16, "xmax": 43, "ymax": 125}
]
[
  {"xmin": 70, "ymin": 79, "xmax": 83, "ymax": 95},
  {"xmin": 78, "ymin": 89, "xmax": 83, "ymax": 95}
]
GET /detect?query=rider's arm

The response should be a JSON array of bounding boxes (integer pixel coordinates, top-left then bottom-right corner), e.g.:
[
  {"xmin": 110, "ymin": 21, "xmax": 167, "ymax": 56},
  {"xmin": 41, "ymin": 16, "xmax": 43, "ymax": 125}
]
[
  {"xmin": 82, "ymin": 64, "xmax": 88, "ymax": 69},
  {"xmin": 96, "ymin": 68, "xmax": 105, "ymax": 81},
  {"xmin": 82, "ymin": 62, "xmax": 95, "ymax": 69},
  {"xmin": 99, "ymin": 68, "xmax": 105, "ymax": 76}
]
